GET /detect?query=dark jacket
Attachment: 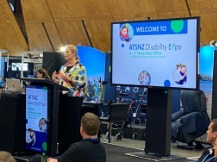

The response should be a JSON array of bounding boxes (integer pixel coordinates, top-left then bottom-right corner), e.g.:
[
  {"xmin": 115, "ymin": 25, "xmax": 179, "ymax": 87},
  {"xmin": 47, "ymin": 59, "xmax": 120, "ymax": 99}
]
[{"xmin": 197, "ymin": 148, "xmax": 215, "ymax": 162}]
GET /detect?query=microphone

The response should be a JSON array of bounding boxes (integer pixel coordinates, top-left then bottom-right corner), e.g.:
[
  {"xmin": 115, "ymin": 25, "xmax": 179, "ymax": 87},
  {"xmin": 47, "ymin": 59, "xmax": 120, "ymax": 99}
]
[
  {"xmin": 41, "ymin": 61, "xmax": 57, "ymax": 81},
  {"xmin": 47, "ymin": 61, "xmax": 57, "ymax": 73},
  {"xmin": 22, "ymin": 81, "xmax": 27, "ymax": 87}
]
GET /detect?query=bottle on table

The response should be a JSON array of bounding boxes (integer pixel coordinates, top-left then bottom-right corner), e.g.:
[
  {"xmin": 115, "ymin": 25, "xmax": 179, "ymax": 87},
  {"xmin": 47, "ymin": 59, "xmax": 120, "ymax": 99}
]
[{"xmin": 41, "ymin": 152, "xmax": 46, "ymax": 162}]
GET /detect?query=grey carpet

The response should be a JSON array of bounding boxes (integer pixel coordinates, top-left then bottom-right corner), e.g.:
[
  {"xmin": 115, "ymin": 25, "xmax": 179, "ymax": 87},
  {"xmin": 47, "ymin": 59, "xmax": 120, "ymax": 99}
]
[
  {"xmin": 103, "ymin": 143, "xmax": 196, "ymax": 162},
  {"xmin": 14, "ymin": 143, "xmax": 197, "ymax": 162}
]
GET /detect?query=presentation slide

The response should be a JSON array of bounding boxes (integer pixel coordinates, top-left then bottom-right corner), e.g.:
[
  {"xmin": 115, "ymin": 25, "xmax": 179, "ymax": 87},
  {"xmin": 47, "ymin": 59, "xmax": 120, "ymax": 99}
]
[
  {"xmin": 26, "ymin": 86, "xmax": 48, "ymax": 153},
  {"xmin": 112, "ymin": 18, "xmax": 199, "ymax": 89}
]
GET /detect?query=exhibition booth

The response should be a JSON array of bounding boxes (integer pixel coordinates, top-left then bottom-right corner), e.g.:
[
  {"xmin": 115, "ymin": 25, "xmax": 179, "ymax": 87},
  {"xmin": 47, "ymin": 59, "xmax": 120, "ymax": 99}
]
[{"xmin": 0, "ymin": 16, "xmax": 216, "ymax": 160}]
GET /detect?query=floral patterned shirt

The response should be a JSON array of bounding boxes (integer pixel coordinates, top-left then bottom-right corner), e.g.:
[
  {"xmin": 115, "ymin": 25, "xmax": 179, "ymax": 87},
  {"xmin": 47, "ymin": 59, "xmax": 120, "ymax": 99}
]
[{"xmin": 59, "ymin": 62, "xmax": 86, "ymax": 97}]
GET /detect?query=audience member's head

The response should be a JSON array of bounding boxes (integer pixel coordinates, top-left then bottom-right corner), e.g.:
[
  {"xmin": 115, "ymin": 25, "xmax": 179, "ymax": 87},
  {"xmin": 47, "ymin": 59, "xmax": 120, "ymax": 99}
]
[
  {"xmin": 207, "ymin": 119, "xmax": 217, "ymax": 146},
  {"xmin": 80, "ymin": 112, "xmax": 100, "ymax": 138},
  {"xmin": 0, "ymin": 151, "xmax": 16, "ymax": 162},
  {"xmin": 36, "ymin": 68, "xmax": 51, "ymax": 80}
]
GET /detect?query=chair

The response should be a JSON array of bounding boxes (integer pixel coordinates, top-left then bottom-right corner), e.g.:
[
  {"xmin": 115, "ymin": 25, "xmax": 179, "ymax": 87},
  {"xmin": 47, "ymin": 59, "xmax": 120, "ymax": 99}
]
[
  {"xmin": 100, "ymin": 103, "xmax": 129, "ymax": 143},
  {"xmin": 171, "ymin": 90, "xmax": 210, "ymax": 149}
]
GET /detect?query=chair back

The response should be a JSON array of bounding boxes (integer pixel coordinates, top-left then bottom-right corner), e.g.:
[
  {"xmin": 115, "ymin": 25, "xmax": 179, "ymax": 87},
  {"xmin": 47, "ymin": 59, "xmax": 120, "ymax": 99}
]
[
  {"xmin": 181, "ymin": 90, "xmax": 207, "ymax": 113},
  {"xmin": 109, "ymin": 103, "xmax": 129, "ymax": 122}
]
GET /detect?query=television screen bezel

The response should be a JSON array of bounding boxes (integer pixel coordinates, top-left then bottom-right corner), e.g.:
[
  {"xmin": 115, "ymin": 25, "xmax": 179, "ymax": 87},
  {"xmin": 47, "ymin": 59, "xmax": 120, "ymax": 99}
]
[{"xmin": 111, "ymin": 16, "xmax": 200, "ymax": 90}]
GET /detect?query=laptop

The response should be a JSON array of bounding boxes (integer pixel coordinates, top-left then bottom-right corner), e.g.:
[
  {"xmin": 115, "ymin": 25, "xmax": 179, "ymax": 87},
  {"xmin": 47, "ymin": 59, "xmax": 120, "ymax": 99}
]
[{"xmin": 5, "ymin": 78, "xmax": 23, "ymax": 94}]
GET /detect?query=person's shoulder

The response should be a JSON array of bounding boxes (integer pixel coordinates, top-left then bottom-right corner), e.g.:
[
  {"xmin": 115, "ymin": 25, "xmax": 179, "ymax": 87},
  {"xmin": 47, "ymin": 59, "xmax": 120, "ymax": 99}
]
[
  {"xmin": 202, "ymin": 147, "xmax": 213, "ymax": 153},
  {"xmin": 60, "ymin": 64, "xmax": 67, "ymax": 69},
  {"xmin": 77, "ymin": 63, "xmax": 86, "ymax": 70},
  {"xmin": 198, "ymin": 147, "xmax": 214, "ymax": 162},
  {"xmin": 67, "ymin": 141, "xmax": 92, "ymax": 152},
  {"xmin": 67, "ymin": 141, "xmax": 83, "ymax": 151},
  {"xmin": 76, "ymin": 62, "xmax": 83, "ymax": 66}
]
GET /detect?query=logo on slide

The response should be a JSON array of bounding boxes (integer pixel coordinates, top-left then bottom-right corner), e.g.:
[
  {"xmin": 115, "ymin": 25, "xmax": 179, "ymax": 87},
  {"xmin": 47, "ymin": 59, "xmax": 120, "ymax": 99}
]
[
  {"xmin": 171, "ymin": 20, "xmax": 184, "ymax": 33},
  {"xmin": 120, "ymin": 23, "xmax": 134, "ymax": 42}
]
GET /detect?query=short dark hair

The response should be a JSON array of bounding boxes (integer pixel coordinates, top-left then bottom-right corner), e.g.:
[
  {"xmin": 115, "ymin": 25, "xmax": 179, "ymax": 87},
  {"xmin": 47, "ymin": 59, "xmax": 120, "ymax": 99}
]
[
  {"xmin": 211, "ymin": 119, "xmax": 217, "ymax": 132},
  {"xmin": 81, "ymin": 112, "xmax": 100, "ymax": 136}
]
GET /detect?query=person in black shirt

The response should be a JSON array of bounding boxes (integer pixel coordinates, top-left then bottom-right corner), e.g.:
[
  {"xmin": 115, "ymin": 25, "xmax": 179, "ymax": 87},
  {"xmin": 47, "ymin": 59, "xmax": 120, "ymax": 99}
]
[
  {"xmin": 197, "ymin": 119, "xmax": 217, "ymax": 162},
  {"xmin": 29, "ymin": 112, "xmax": 106, "ymax": 162}
]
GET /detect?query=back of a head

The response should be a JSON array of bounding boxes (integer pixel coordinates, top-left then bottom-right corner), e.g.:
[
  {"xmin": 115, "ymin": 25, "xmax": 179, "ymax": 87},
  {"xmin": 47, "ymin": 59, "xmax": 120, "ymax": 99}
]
[
  {"xmin": 81, "ymin": 112, "xmax": 100, "ymax": 136},
  {"xmin": 0, "ymin": 151, "xmax": 16, "ymax": 162},
  {"xmin": 37, "ymin": 68, "xmax": 51, "ymax": 80}
]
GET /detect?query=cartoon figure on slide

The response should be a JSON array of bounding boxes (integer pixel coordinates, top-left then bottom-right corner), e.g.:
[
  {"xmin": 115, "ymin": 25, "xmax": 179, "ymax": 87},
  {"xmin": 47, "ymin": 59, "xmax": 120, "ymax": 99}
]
[
  {"xmin": 120, "ymin": 23, "xmax": 134, "ymax": 42},
  {"xmin": 173, "ymin": 64, "xmax": 187, "ymax": 85}
]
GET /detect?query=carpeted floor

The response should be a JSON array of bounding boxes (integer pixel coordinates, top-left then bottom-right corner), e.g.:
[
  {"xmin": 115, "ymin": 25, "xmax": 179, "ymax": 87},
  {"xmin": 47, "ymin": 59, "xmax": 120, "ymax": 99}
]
[
  {"xmin": 14, "ymin": 142, "xmax": 197, "ymax": 162},
  {"xmin": 103, "ymin": 143, "xmax": 197, "ymax": 162}
]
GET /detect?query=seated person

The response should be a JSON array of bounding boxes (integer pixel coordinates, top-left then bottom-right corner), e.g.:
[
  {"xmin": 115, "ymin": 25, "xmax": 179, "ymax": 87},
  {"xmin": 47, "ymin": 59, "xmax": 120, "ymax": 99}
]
[
  {"xmin": 29, "ymin": 112, "xmax": 106, "ymax": 162},
  {"xmin": 22, "ymin": 68, "xmax": 50, "ymax": 88},
  {"xmin": 212, "ymin": 138, "xmax": 217, "ymax": 162},
  {"xmin": 0, "ymin": 151, "xmax": 16, "ymax": 162},
  {"xmin": 36, "ymin": 68, "xmax": 51, "ymax": 80},
  {"xmin": 198, "ymin": 119, "xmax": 217, "ymax": 162}
]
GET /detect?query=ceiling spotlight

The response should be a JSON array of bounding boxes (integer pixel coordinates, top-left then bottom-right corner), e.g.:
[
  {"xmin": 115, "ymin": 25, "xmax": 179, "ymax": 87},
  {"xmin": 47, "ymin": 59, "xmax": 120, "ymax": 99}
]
[{"xmin": 59, "ymin": 46, "xmax": 66, "ymax": 52}]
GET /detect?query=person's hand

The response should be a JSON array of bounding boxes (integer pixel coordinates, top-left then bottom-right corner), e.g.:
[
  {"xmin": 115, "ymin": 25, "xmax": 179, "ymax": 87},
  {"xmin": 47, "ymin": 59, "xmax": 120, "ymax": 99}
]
[
  {"xmin": 52, "ymin": 71, "xmax": 59, "ymax": 83},
  {"xmin": 47, "ymin": 158, "xmax": 58, "ymax": 162},
  {"xmin": 59, "ymin": 72, "xmax": 70, "ymax": 82},
  {"xmin": 52, "ymin": 71, "xmax": 57, "ymax": 80}
]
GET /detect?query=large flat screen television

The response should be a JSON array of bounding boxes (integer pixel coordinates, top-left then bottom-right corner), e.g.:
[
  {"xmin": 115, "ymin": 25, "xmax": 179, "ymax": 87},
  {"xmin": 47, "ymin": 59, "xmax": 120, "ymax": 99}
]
[
  {"xmin": 25, "ymin": 85, "xmax": 49, "ymax": 153},
  {"xmin": 111, "ymin": 17, "xmax": 200, "ymax": 89}
]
